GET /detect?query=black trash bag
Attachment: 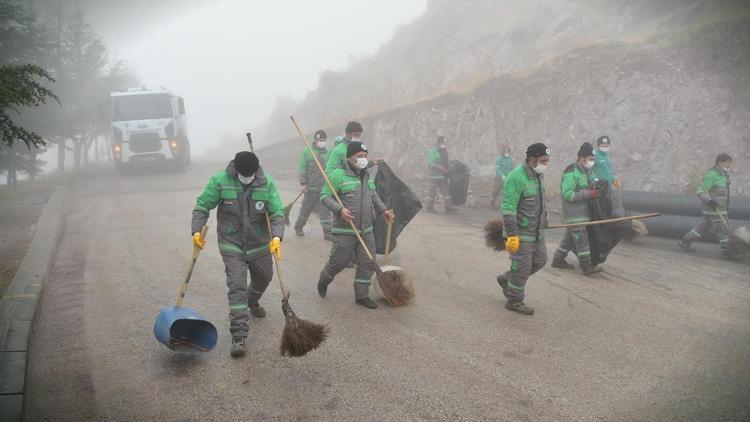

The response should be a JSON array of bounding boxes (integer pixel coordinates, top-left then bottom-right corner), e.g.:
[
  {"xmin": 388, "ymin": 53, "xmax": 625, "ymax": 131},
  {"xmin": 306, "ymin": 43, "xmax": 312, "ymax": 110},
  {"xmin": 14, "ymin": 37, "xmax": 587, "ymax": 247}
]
[
  {"xmin": 374, "ymin": 161, "xmax": 422, "ymax": 254},
  {"xmin": 449, "ymin": 160, "xmax": 470, "ymax": 205},
  {"xmin": 586, "ymin": 180, "xmax": 631, "ymax": 265}
]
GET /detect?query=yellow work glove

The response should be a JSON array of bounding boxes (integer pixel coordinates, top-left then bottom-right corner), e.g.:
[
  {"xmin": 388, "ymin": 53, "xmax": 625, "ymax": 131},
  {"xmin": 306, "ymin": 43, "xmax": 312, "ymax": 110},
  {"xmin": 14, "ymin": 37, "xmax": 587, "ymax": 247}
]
[
  {"xmin": 269, "ymin": 236, "xmax": 281, "ymax": 260},
  {"xmin": 192, "ymin": 232, "xmax": 206, "ymax": 249},
  {"xmin": 613, "ymin": 179, "xmax": 622, "ymax": 190},
  {"xmin": 505, "ymin": 235, "xmax": 520, "ymax": 254}
]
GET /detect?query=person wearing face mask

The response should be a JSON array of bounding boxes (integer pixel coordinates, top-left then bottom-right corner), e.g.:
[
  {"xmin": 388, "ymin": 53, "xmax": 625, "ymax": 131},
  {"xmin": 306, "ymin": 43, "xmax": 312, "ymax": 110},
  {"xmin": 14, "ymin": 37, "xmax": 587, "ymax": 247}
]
[
  {"xmin": 426, "ymin": 135, "xmax": 458, "ymax": 213},
  {"xmin": 495, "ymin": 143, "xmax": 550, "ymax": 316},
  {"xmin": 325, "ymin": 121, "xmax": 363, "ymax": 174},
  {"xmin": 551, "ymin": 142, "xmax": 603, "ymax": 275},
  {"xmin": 295, "ymin": 129, "xmax": 333, "ymax": 239},
  {"xmin": 318, "ymin": 141, "xmax": 395, "ymax": 309},
  {"xmin": 191, "ymin": 151, "xmax": 285, "ymax": 357},
  {"xmin": 490, "ymin": 146, "xmax": 514, "ymax": 208},
  {"xmin": 679, "ymin": 153, "xmax": 735, "ymax": 259},
  {"xmin": 593, "ymin": 135, "xmax": 621, "ymax": 189}
]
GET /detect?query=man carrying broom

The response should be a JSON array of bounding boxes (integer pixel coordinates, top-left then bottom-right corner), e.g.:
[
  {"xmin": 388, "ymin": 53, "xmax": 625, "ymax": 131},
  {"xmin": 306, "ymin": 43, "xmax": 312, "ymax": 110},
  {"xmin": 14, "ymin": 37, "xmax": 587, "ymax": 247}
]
[
  {"xmin": 294, "ymin": 129, "xmax": 333, "ymax": 240},
  {"xmin": 191, "ymin": 151, "xmax": 285, "ymax": 357},
  {"xmin": 496, "ymin": 143, "xmax": 551, "ymax": 316},
  {"xmin": 317, "ymin": 141, "xmax": 395, "ymax": 309}
]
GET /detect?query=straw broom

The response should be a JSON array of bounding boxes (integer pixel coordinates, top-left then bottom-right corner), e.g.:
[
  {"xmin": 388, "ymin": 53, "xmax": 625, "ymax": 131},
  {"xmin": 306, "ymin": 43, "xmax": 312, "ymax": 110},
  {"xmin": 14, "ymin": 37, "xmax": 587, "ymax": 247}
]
[
  {"xmin": 290, "ymin": 116, "xmax": 414, "ymax": 306},
  {"xmin": 283, "ymin": 190, "xmax": 304, "ymax": 226}
]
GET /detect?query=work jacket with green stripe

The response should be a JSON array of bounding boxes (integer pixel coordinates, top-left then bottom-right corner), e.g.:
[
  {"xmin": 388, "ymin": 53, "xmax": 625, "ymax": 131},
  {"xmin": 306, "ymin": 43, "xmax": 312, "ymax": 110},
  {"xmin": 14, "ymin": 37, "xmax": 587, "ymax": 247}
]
[
  {"xmin": 320, "ymin": 162, "xmax": 387, "ymax": 236},
  {"xmin": 561, "ymin": 162, "xmax": 595, "ymax": 224},
  {"xmin": 192, "ymin": 161, "xmax": 285, "ymax": 259},
  {"xmin": 325, "ymin": 138, "xmax": 350, "ymax": 175},
  {"xmin": 427, "ymin": 146, "xmax": 449, "ymax": 180},
  {"xmin": 501, "ymin": 163, "xmax": 548, "ymax": 242},
  {"xmin": 298, "ymin": 145, "xmax": 327, "ymax": 192},
  {"xmin": 697, "ymin": 166, "xmax": 731, "ymax": 216}
]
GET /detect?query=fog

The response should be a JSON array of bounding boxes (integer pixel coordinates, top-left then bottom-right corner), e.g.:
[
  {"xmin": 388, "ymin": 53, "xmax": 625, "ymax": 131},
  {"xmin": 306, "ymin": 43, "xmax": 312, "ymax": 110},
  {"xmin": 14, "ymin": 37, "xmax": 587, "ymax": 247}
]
[{"xmin": 88, "ymin": 0, "xmax": 426, "ymax": 154}]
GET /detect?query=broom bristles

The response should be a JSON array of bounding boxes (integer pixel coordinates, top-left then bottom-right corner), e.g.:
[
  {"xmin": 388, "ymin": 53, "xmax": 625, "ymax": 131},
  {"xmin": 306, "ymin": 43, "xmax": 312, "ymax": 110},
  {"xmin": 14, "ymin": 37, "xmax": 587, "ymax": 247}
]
[
  {"xmin": 484, "ymin": 219, "xmax": 506, "ymax": 251},
  {"xmin": 377, "ymin": 268, "xmax": 414, "ymax": 306},
  {"xmin": 283, "ymin": 203, "xmax": 294, "ymax": 226},
  {"xmin": 280, "ymin": 297, "xmax": 329, "ymax": 357}
]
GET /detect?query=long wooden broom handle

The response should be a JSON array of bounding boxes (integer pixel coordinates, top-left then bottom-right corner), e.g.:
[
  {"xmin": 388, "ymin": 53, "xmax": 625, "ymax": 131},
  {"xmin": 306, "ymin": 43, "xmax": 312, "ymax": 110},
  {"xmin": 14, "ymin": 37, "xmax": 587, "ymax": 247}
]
[
  {"xmin": 286, "ymin": 190, "xmax": 304, "ymax": 208},
  {"xmin": 176, "ymin": 224, "xmax": 208, "ymax": 307},
  {"xmin": 264, "ymin": 211, "xmax": 288, "ymax": 299},
  {"xmin": 290, "ymin": 116, "xmax": 377, "ymax": 263},
  {"xmin": 546, "ymin": 212, "xmax": 661, "ymax": 229},
  {"xmin": 666, "ymin": 129, "xmax": 733, "ymax": 234},
  {"xmin": 384, "ymin": 216, "xmax": 394, "ymax": 265}
]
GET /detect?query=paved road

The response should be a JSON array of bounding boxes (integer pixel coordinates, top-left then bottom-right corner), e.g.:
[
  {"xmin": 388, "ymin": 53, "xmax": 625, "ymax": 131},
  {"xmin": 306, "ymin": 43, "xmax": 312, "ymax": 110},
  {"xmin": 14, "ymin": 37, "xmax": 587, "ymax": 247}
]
[{"xmin": 24, "ymin": 162, "xmax": 750, "ymax": 421}]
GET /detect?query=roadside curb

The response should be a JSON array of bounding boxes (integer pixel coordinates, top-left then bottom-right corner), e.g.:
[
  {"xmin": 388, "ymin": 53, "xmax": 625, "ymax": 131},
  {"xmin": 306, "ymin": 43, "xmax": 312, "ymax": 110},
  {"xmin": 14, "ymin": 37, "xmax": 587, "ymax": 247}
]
[{"xmin": 0, "ymin": 189, "xmax": 65, "ymax": 421}]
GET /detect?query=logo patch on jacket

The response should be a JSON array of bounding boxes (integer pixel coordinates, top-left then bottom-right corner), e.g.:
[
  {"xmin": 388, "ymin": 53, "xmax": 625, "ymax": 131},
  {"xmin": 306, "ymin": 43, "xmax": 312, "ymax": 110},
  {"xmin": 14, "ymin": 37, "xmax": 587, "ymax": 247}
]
[{"xmin": 255, "ymin": 201, "xmax": 265, "ymax": 211}]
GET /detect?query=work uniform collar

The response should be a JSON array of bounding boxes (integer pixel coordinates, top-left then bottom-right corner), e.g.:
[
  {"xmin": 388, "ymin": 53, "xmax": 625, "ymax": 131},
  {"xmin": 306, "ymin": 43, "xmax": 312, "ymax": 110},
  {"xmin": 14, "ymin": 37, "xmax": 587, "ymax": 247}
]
[
  {"xmin": 523, "ymin": 162, "xmax": 538, "ymax": 179},
  {"xmin": 226, "ymin": 160, "xmax": 266, "ymax": 187}
]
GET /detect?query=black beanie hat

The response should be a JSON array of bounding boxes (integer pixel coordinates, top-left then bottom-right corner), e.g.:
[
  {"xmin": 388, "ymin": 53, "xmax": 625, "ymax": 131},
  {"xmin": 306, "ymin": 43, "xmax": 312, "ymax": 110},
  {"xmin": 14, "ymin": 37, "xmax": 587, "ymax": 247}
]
[
  {"xmin": 596, "ymin": 135, "xmax": 610, "ymax": 145},
  {"xmin": 346, "ymin": 141, "xmax": 368, "ymax": 157},
  {"xmin": 437, "ymin": 135, "xmax": 446, "ymax": 144},
  {"xmin": 314, "ymin": 129, "xmax": 327, "ymax": 140},
  {"xmin": 578, "ymin": 142, "xmax": 594, "ymax": 158},
  {"xmin": 526, "ymin": 142, "xmax": 550, "ymax": 158},
  {"xmin": 345, "ymin": 121, "xmax": 363, "ymax": 133},
  {"xmin": 234, "ymin": 151, "xmax": 259, "ymax": 176}
]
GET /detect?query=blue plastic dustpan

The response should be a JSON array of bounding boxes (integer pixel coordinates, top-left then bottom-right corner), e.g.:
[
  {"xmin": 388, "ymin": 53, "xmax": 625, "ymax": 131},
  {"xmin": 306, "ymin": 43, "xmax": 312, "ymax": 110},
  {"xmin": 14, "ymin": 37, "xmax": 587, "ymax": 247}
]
[{"xmin": 154, "ymin": 225, "xmax": 217, "ymax": 352}]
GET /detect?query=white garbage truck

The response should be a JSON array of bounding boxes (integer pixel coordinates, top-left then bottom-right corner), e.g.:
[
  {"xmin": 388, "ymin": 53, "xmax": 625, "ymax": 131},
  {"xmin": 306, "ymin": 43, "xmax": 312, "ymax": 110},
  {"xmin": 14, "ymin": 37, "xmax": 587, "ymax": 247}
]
[{"xmin": 109, "ymin": 87, "xmax": 191, "ymax": 172}]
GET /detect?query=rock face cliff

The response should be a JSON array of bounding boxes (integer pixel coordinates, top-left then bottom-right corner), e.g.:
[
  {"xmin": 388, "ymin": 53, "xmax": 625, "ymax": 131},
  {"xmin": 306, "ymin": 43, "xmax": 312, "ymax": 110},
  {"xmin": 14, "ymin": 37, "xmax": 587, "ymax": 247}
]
[{"xmin": 264, "ymin": 1, "xmax": 749, "ymax": 196}]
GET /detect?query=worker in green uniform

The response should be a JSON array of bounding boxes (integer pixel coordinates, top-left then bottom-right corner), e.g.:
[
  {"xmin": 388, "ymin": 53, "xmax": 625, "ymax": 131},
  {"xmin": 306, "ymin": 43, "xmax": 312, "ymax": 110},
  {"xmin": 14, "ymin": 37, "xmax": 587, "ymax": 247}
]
[
  {"xmin": 491, "ymin": 146, "xmax": 514, "ymax": 208},
  {"xmin": 317, "ymin": 141, "xmax": 395, "ymax": 309},
  {"xmin": 593, "ymin": 135, "xmax": 622, "ymax": 189},
  {"xmin": 679, "ymin": 153, "xmax": 735, "ymax": 259},
  {"xmin": 294, "ymin": 129, "xmax": 333, "ymax": 239},
  {"xmin": 326, "ymin": 121, "xmax": 363, "ymax": 174},
  {"xmin": 426, "ymin": 135, "xmax": 457, "ymax": 213},
  {"xmin": 191, "ymin": 151, "xmax": 284, "ymax": 357},
  {"xmin": 551, "ymin": 142, "xmax": 603, "ymax": 275},
  {"xmin": 495, "ymin": 143, "xmax": 550, "ymax": 316}
]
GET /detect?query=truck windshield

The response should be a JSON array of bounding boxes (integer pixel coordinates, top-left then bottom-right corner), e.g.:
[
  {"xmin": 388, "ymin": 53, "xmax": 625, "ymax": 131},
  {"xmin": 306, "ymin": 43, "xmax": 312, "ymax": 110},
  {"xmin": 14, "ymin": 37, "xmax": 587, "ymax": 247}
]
[{"xmin": 111, "ymin": 94, "xmax": 172, "ymax": 121}]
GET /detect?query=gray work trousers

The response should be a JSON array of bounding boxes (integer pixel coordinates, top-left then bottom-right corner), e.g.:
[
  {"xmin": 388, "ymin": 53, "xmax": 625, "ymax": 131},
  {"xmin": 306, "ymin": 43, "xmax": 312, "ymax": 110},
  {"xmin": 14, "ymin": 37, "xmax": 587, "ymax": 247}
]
[
  {"xmin": 554, "ymin": 227, "xmax": 593, "ymax": 270},
  {"xmin": 426, "ymin": 177, "xmax": 452, "ymax": 209},
  {"xmin": 294, "ymin": 190, "xmax": 332, "ymax": 234},
  {"xmin": 222, "ymin": 253, "xmax": 273, "ymax": 337},
  {"xmin": 319, "ymin": 232, "xmax": 376, "ymax": 300},
  {"xmin": 500, "ymin": 239, "xmax": 547, "ymax": 304},
  {"xmin": 682, "ymin": 215, "xmax": 730, "ymax": 254}
]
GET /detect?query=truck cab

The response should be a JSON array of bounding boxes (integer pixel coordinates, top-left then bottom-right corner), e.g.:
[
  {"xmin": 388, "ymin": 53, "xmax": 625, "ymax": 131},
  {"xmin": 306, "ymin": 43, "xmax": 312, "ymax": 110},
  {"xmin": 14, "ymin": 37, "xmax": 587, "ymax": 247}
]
[{"xmin": 110, "ymin": 87, "xmax": 191, "ymax": 172}]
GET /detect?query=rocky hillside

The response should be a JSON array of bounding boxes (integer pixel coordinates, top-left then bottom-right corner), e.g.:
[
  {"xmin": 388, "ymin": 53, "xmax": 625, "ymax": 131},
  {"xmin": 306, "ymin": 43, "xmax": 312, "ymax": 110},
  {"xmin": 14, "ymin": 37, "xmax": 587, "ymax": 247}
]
[{"xmin": 260, "ymin": 1, "xmax": 749, "ymax": 197}]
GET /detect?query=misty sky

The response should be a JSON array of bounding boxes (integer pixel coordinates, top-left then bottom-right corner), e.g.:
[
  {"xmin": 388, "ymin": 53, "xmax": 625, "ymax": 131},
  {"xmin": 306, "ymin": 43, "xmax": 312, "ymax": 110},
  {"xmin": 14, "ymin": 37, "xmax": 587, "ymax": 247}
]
[{"xmin": 82, "ymin": 0, "xmax": 427, "ymax": 154}]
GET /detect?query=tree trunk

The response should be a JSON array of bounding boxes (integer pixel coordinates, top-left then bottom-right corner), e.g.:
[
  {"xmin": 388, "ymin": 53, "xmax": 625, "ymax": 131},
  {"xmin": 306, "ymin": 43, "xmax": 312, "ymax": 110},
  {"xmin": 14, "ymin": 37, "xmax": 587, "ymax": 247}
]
[
  {"xmin": 57, "ymin": 138, "xmax": 66, "ymax": 173},
  {"xmin": 94, "ymin": 136, "xmax": 100, "ymax": 163},
  {"xmin": 73, "ymin": 137, "xmax": 82, "ymax": 170},
  {"xmin": 82, "ymin": 136, "xmax": 91, "ymax": 167}
]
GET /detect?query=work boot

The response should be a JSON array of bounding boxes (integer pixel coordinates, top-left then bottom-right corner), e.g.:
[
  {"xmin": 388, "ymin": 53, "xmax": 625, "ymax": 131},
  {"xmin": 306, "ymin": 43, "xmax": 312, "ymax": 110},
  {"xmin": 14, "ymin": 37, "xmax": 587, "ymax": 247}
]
[
  {"xmin": 722, "ymin": 251, "xmax": 742, "ymax": 261},
  {"xmin": 678, "ymin": 241, "xmax": 697, "ymax": 253},
  {"xmin": 355, "ymin": 298, "xmax": 378, "ymax": 309},
  {"xmin": 496, "ymin": 274, "xmax": 509, "ymax": 299},
  {"xmin": 295, "ymin": 227, "xmax": 304, "ymax": 237},
  {"xmin": 445, "ymin": 205, "xmax": 459, "ymax": 214},
  {"xmin": 426, "ymin": 205, "xmax": 436, "ymax": 213},
  {"xmin": 230, "ymin": 336, "xmax": 247, "ymax": 358},
  {"xmin": 249, "ymin": 303, "xmax": 266, "ymax": 318},
  {"xmin": 505, "ymin": 301, "xmax": 534, "ymax": 315},
  {"xmin": 323, "ymin": 232, "xmax": 334, "ymax": 241},
  {"xmin": 551, "ymin": 256, "xmax": 574, "ymax": 270},
  {"xmin": 582, "ymin": 264, "xmax": 603, "ymax": 276},
  {"xmin": 346, "ymin": 260, "xmax": 356, "ymax": 269}
]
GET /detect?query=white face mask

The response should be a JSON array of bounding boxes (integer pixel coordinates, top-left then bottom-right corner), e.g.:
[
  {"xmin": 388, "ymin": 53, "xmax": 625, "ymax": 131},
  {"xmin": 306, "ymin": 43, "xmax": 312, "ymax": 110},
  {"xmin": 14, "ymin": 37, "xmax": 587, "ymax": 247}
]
[
  {"xmin": 534, "ymin": 163, "xmax": 547, "ymax": 174},
  {"xmin": 599, "ymin": 146, "xmax": 610, "ymax": 153},
  {"xmin": 723, "ymin": 166, "xmax": 731, "ymax": 172},
  {"xmin": 238, "ymin": 174, "xmax": 254, "ymax": 185},
  {"xmin": 438, "ymin": 144, "xmax": 447, "ymax": 150},
  {"xmin": 584, "ymin": 160, "xmax": 595, "ymax": 169},
  {"xmin": 503, "ymin": 153, "xmax": 510, "ymax": 157},
  {"xmin": 350, "ymin": 137, "xmax": 361, "ymax": 143},
  {"xmin": 317, "ymin": 141, "xmax": 326, "ymax": 149},
  {"xmin": 355, "ymin": 157, "xmax": 368, "ymax": 169}
]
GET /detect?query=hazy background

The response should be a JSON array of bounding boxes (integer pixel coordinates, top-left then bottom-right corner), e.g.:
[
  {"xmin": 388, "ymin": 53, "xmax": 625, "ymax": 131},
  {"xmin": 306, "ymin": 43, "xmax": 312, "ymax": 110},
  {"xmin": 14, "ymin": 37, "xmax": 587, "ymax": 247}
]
[{"xmin": 80, "ymin": 0, "xmax": 427, "ymax": 153}]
